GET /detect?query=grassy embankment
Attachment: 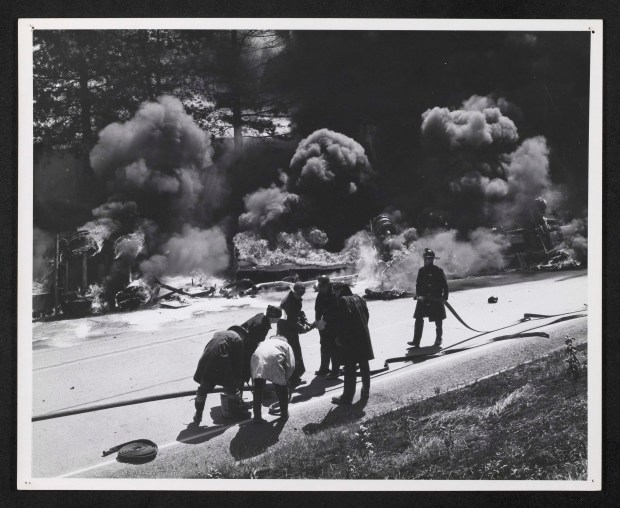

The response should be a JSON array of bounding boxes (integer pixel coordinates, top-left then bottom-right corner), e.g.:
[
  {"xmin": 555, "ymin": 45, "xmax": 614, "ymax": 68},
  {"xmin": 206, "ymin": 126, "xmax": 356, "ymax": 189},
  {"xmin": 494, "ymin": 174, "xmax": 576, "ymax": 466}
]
[{"xmin": 200, "ymin": 342, "xmax": 587, "ymax": 480}]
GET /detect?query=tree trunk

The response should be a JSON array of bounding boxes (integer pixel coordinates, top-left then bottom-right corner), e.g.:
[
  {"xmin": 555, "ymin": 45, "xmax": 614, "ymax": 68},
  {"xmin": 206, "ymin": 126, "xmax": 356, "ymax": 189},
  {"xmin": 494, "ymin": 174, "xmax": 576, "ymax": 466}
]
[
  {"xmin": 230, "ymin": 30, "xmax": 243, "ymax": 152},
  {"xmin": 78, "ymin": 57, "xmax": 92, "ymax": 152},
  {"xmin": 155, "ymin": 30, "xmax": 162, "ymax": 97}
]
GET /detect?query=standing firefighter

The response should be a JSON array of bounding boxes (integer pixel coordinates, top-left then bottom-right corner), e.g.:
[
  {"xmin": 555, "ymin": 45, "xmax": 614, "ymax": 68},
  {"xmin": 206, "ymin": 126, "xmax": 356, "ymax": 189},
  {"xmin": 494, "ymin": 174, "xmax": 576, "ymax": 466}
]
[
  {"xmin": 279, "ymin": 281, "xmax": 313, "ymax": 386},
  {"xmin": 250, "ymin": 320, "xmax": 296, "ymax": 423},
  {"xmin": 409, "ymin": 248, "xmax": 449, "ymax": 348},
  {"xmin": 313, "ymin": 275, "xmax": 342, "ymax": 379},
  {"xmin": 332, "ymin": 285, "xmax": 374, "ymax": 405},
  {"xmin": 192, "ymin": 330, "xmax": 245, "ymax": 425}
]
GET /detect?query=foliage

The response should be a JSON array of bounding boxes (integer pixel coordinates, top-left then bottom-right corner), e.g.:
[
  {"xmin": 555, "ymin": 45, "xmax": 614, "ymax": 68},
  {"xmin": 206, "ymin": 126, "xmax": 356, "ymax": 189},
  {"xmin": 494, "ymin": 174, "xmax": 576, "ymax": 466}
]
[{"xmin": 196, "ymin": 344, "xmax": 588, "ymax": 480}]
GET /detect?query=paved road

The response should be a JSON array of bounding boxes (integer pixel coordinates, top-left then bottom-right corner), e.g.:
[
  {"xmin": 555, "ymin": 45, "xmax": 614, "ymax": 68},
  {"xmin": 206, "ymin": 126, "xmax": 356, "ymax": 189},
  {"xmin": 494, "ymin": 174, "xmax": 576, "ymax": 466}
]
[{"xmin": 28, "ymin": 270, "xmax": 588, "ymax": 478}]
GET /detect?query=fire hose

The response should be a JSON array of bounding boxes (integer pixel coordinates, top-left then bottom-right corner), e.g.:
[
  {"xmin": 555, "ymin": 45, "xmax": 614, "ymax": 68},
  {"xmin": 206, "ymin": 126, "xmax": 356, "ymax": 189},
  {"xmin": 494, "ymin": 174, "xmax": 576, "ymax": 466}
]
[
  {"xmin": 102, "ymin": 439, "xmax": 158, "ymax": 464},
  {"xmin": 31, "ymin": 304, "xmax": 587, "ymax": 421},
  {"xmin": 363, "ymin": 306, "xmax": 587, "ymax": 376}
]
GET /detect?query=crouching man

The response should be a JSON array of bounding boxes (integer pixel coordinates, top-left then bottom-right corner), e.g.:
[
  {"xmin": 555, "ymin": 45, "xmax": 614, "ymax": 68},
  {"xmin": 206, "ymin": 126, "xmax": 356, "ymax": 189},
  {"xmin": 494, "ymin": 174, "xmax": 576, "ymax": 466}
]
[
  {"xmin": 250, "ymin": 320, "xmax": 296, "ymax": 423},
  {"xmin": 192, "ymin": 329, "xmax": 244, "ymax": 425},
  {"xmin": 229, "ymin": 305, "xmax": 283, "ymax": 392}
]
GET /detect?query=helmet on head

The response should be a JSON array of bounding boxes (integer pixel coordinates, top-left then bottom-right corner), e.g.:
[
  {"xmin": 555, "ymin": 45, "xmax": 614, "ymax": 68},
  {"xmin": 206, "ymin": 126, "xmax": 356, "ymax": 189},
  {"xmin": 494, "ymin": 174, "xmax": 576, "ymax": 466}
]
[
  {"xmin": 317, "ymin": 275, "xmax": 330, "ymax": 288},
  {"xmin": 293, "ymin": 282, "xmax": 306, "ymax": 294},
  {"xmin": 423, "ymin": 248, "xmax": 436, "ymax": 259}
]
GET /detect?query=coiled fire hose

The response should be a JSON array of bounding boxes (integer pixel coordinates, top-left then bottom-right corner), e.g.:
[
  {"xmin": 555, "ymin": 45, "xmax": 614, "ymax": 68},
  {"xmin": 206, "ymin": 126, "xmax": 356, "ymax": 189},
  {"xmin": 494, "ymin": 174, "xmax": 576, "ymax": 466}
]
[
  {"xmin": 31, "ymin": 304, "xmax": 587, "ymax": 422},
  {"xmin": 102, "ymin": 439, "xmax": 158, "ymax": 463}
]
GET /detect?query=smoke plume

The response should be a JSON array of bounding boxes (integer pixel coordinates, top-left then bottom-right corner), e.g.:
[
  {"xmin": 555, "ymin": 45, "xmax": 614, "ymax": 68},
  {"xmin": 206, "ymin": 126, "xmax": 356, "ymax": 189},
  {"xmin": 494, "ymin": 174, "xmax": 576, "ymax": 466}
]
[
  {"xmin": 421, "ymin": 104, "xmax": 518, "ymax": 150},
  {"xmin": 140, "ymin": 225, "xmax": 229, "ymax": 279},
  {"xmin": 89, "ymin": 95, "xmax": 228, "ymax": 226},
  {"xmin": 238, "ymin": 185, "xmax": 302, "ymax": 235},
  {"xmin": 354, "ymin": 226, "xmax": 510, "ymax": 290},
  {"xmin": 288, "ymin": 128, "xmax": 374, "ymax": 193},
  {"xmin": 76, "ymin": 96, "xmax": 234, "ymax": 290},
  {"xmin": 237, "ymin": 128, "xmax": 376, "ymax": 248}
]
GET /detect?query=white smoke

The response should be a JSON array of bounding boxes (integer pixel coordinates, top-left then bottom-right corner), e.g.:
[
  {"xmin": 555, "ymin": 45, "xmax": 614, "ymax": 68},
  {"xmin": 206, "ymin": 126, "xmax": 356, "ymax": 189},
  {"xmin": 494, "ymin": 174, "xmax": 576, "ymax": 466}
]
[
  {"xmin": 89, "ymin": 96, "xmax": 227, "ymax": 224},
  {"xmin": 140, "ymin": 225, "xmax": 229, "ymax": 278},
  {"xmin": 238, "ymin": 185, "xmax": 301, "ymax": 231},
  {"xmin": 353, "ymin": 226, "xmax": 509, "ymax": 290},
  {"xmin": 488, "ymin": 136, "xmax": 556, "ymax": 224},
  {"xmin": 114, "ymin": 231, "xmax": 146, "ymax": 260},
  {"xmin": 421, "ymin": 105, "xmax": 519, "ymax": 150},
  {"xmin": 78, "ymin": 217, "xmax": 121, "ymax": 254},
  {"xmin": 288, "ymin": 128, "xmax": 374, "ymax": 192}
]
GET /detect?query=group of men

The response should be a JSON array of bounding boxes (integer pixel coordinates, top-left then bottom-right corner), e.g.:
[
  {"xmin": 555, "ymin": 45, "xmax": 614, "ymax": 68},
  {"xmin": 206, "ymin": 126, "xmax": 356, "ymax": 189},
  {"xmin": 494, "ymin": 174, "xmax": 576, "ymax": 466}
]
[
  {"xmin": 191, "ymin": 274, "xmax": 375, "ymax": 425},
  {"xmin": 191, "ymin": 247, "xmax": 448, "ymax": 425}
]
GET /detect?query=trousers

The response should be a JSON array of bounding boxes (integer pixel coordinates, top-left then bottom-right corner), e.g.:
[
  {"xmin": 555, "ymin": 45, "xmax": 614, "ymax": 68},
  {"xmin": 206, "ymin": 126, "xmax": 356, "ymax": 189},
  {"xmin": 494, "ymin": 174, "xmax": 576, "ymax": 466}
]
[
  {"xmin": 287, "ymin": 332, "xmax": 306, "ymax": 382},
  {"xmin": 341, "ymin": 359, "xmax": 370, "ymax": 403},
  {"xmin": 319, "ymin": 329, "xmax": 340, "ymax": 373},
  {"xmin": 412, "ymin": 318, "xmax": 443, "ymax": 346},
  {"xmin": 252, "ymin": 378, "xmax": 289, "ymax": 419},
  {"xmin": 194, "ymin": 380, "xmax": 237, "ymax": 418}
]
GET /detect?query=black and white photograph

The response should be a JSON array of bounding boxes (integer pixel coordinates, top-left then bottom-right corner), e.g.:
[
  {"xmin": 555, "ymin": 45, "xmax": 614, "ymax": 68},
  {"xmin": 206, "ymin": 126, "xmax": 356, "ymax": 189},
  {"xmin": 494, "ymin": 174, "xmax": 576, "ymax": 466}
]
[{"xmin": 17, "ymin": 18, "xmax": 602, "ymax": 490}]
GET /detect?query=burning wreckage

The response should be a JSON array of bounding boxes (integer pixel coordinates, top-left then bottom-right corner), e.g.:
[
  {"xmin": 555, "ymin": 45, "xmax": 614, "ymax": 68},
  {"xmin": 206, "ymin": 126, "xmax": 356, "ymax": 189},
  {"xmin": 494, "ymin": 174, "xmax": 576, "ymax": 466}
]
[
  {"xmin": 364, "ymin": 198, "xmax": 586, "ymax": 300},
  {"xmin": 33, "ymin": 226, "xmax": 358, "ymax": 319},
  {"xmin": 33, "ymin": 197, "xmax": 584, "ymax": 318}
]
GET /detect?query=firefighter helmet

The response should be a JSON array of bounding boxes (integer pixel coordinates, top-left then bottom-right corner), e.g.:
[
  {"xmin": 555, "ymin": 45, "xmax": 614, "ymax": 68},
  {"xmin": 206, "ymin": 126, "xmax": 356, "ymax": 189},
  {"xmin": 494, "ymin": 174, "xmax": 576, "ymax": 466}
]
[
  {"xmin": 423, "ymin": 248, "xmax": 436, "ymax": 259},
  {"xmin": 317, "ymin": 275, "xmax": 330, "ymax": 288}
]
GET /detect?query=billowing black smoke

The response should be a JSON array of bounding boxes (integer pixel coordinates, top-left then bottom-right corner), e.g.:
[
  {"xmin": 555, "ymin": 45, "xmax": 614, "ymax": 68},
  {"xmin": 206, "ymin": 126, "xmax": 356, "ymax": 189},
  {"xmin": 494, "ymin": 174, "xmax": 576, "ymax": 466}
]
[
  {"xmin": 77, "ymin": 96, "xmax": 231, "ymax": 296},
  {"xmin": 416, "ymin": 95, "xmax": 570, "ymax": 232},
  {"xmin": 237, "ymin": 128, "xmax": 376, "ymax": 250}
]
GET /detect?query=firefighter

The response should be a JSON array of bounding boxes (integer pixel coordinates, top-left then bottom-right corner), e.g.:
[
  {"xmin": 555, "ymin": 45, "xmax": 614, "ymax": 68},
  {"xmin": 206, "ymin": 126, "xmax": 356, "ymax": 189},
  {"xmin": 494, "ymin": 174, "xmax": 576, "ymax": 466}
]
[
  {"xmin": 250, "ymin": 320, "xmax": 296, "ymax": 423},
  {"xmin": 279, "ymin": 281, "xmax": 313, "ymax": 386},
  {"xmin": 192, "ymin": 329, "xmax": 245, "ymax": 425},
  {"xmin": 408, "ymin": 248, "xmax": 449, "ymax": 348},
  {"xmin": 331, "ymin": 285, "xmax": 374, "ymax": 405},
  {"xmin": 313, "ymin": 275, "xmax": 342, "ymax": 379},
  {"xmin": 228, "ymin": 305, "xmax": 283, "ymax": 391}
]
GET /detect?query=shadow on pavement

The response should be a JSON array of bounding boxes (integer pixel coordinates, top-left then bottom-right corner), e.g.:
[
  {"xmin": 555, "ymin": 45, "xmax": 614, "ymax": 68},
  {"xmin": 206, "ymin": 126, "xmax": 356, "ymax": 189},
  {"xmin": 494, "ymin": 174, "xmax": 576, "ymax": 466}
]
[
  {"xmin": 291, "ymin": 375, "xmax": 342, "ymax": 404},
  {"xmin": 208, "ymin": 406, "xmax": 251, "ymax": 425},
  {"xmin": 229, "ymin": 418, "xmax": 287, "ymax": 460},
  {"xmin": 176, "ymin": 423, "xmax": 228, "ymax": 445},
  {"xmin": 302, "ymin": 398, "xmax": 368, "ymax": 435}
]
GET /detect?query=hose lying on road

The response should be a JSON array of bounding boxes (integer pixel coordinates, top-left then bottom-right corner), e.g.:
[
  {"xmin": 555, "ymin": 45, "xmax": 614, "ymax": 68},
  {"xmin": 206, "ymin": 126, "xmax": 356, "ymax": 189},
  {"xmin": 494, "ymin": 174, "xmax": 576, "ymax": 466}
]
[
  {"xmin": 31, "ymin": 386, "xmax": 252, "ymax": 422},
  {"xmin": 102, "ymin": 439, "xmax": 158, "ymax": 464},
  {"xmin": 31, "ymin": 305, "xmax": 587, "ymax": 422},
  {"xmin": 364, "ymin": 308, "xmax": 587, "ymax": 376}
]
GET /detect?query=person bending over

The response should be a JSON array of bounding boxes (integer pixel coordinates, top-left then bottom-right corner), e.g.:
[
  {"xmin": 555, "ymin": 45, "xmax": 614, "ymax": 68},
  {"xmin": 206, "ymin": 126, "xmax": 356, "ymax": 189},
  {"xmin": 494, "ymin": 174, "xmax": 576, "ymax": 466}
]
[
  {"xmin": 192, "ymin": 329, "xmax": 244, "ymax": 425},
  {"xmin": 250, "ymin": 320, "xmax": 296, "ymax": 423}
]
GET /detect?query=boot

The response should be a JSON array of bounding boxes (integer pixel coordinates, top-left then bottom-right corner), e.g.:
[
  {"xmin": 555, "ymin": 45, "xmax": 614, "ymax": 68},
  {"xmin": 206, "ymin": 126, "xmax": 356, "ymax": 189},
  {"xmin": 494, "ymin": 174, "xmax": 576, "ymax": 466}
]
[
  {"xmin": 408, "ymin": 318, "xmax": 424, "ymax": 347},
  {"xmin": 434, "ymin": 321, "xmax": 443, "ymax": 347},
  {"xmin": 276, "ymin": 385, "xmax": 289, "ymax": 419},
  {"xmin": 253, "ymin": 381, "xmax": 266, "ymax": 423},
  {"xmin": 193, "ymin": 395, "xmax": 205, "ymax": 425}
]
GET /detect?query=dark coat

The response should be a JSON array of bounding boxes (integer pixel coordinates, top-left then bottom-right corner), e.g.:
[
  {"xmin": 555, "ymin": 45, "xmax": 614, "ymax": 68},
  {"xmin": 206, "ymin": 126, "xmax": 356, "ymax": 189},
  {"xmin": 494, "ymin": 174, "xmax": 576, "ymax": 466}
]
[
  {"xmin": 413, "ymin": 264, "xmax": 449, "ymax": 322},
  {"xmin": 336, "ymin": 294, "xmax": 374, "ymax": 363},
  {"xmin": 280, "ymin": 290, "xmax": 306, "ymax": 338},
  {"xmin": 193, "ymin": 330, "xmax": 244, "ymax": 388},
  {"xmin": 238, "ymin": 313, "xmax": 271, "ymax": 383},
  {"xmin": 315, "ymin": 285, "xmax": 339, "ymax": 337}
]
